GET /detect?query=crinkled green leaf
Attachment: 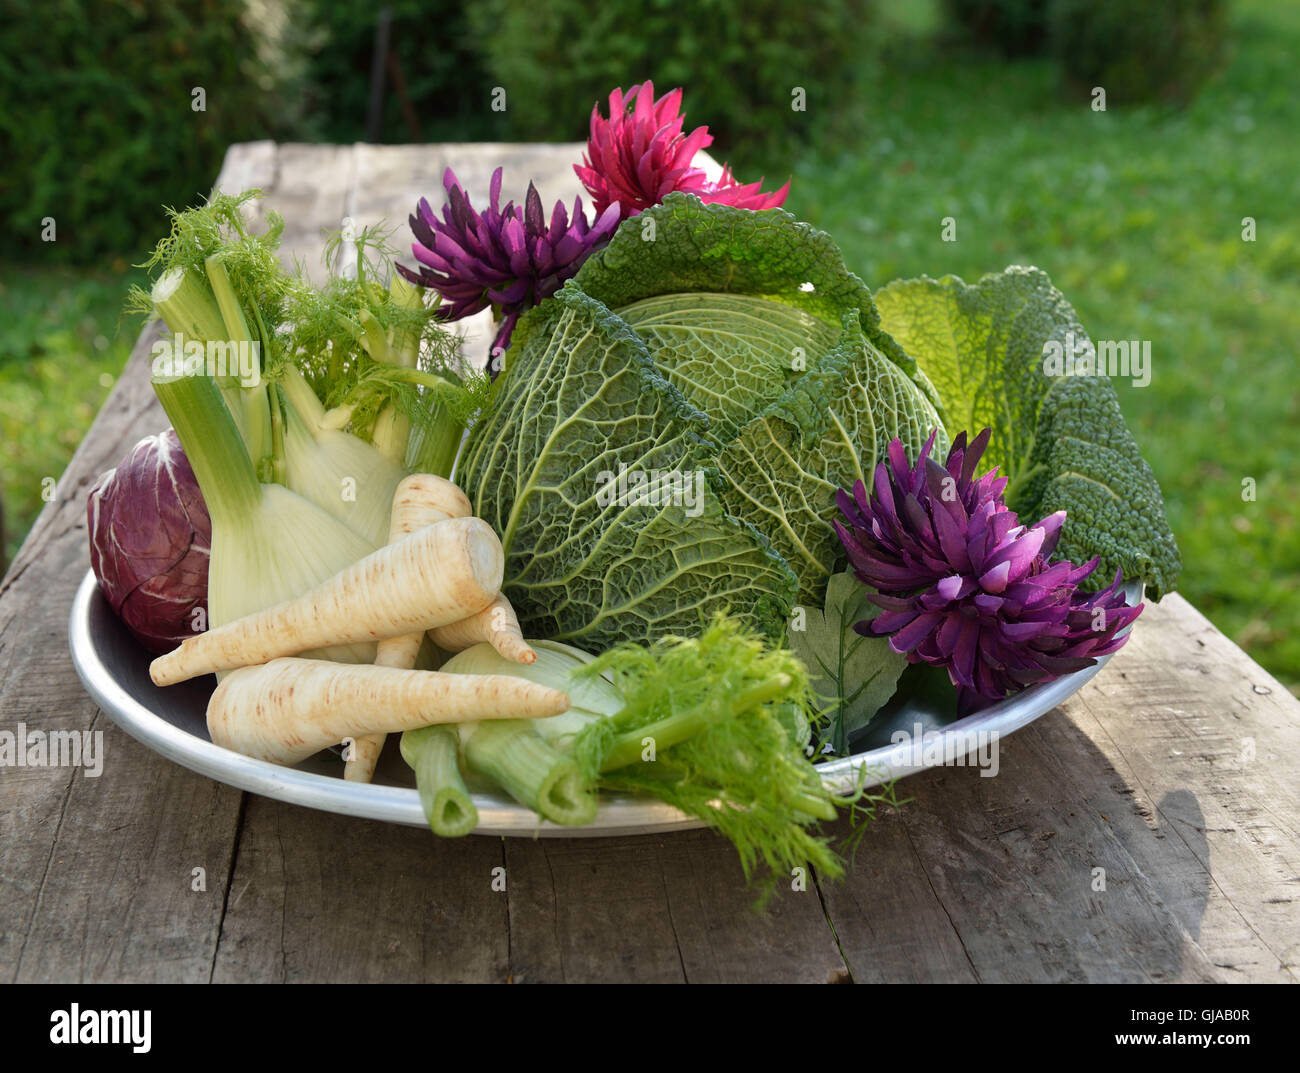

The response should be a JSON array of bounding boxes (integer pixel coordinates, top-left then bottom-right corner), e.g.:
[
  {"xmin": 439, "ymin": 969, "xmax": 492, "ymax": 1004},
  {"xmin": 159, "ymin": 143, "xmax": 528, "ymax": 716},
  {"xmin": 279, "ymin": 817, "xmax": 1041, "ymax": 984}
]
[
  {"xmin": 718, "ymin": 311, "xmax": 949, "ymax": 603},
  {"xmin": 457, "ymin": 285, "xmax": 798, "ymax": 649},
  {"xmin": 787, "ymin": 572, "xmax": 906, "ymax": 754},
  {"xmin": 565, "ymin": 194, "xmax": 947, "ymax": 605},
  {"xmin": 875, "ymin": 266, "xmax": 1180, "ymax": 598},
  {"xmin": 617, "ymin": 292, "xmax": 839, "ymax": 444},
  {"xmin": 574, "ymin": 192, "xmax": 945, "ymax": 416}
]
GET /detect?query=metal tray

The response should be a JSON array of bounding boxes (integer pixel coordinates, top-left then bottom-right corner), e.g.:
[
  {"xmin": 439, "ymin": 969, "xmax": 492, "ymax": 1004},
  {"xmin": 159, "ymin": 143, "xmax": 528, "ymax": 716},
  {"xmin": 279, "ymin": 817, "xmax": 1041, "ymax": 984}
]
[{"xmin": 69, "ymin": 569, "xmax": 1122, "ymax": 837}]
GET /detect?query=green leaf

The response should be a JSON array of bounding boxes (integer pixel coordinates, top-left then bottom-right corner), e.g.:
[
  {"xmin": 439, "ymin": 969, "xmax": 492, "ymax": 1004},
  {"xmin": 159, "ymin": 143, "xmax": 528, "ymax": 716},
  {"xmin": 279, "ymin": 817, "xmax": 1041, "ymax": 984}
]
[
  {"xmin": 718, "ymin": 311, "xmax": 948, "ymax": 604},
  {"xmin": 875, "ymin": 266, "xmax": 1180, "ymax": 598},
  {"xmin": 572, "ymin": 613, "xmax": 845, "ymax": 894},
  {"xmin": 574, "ymin": 192, "xmax": 945, "ymax": 417},
  {"xmin": 457, "ymin": 285, "xmax": 798, "ymax": 650},
  {"xmin": 566, "ymin": 194, "xmax": 947, "ymax": 605},
  {"xmin": 617, "ymin": 292, "xmax": 839, "ymax": 444},
  {"xmin": 787, "ymin": 571, "xmax": 906, "ymax": 754}
]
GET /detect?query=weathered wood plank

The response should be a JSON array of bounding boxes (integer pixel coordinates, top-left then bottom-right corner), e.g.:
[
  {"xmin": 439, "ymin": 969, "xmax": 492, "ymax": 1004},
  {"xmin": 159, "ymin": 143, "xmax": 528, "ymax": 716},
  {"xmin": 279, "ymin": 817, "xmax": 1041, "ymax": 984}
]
[
  {"xmin": 252, "ymin": 142, "xmax": 357, "ymax": 282},
  {"xmin": 0, "ymin": 141, "xmax": 292, "ymax": 983},
  {"xmin": 1068, "ymin": 594, "xmax": 1300, "ymax": 981},
  {"xmin": 813, "ymin": 801, "xmax": 981, "ymax": 984},
  {"xmin": 819, "ymin": 594, "xmax": 1300, "ymax": 984},
  {"xmin": 822, "ymin": 724, "xmax": 1222, "ymax": 984},
  {"xmin": 210, "ymin": 797, "xmax": 509, "ymax": 983},
  {"xmin": 13, "ymin": 717, "xmax": 244, "ymax": 983},
  {"xmin": 502, "ymin": 828, "xmax": 847, "ymax": 983}
]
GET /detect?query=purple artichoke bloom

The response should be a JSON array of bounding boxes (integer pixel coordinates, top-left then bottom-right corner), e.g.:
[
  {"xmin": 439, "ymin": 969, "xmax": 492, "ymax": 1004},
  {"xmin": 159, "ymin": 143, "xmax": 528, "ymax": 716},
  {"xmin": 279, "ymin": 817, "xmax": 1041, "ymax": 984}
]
[
  {"xmin": 834, "ymin": 428, "xmax": 1142, "ymax": 715},
  {"xmin": 397, "ymin": 166, "xmax": 622, "ymax": 360}
]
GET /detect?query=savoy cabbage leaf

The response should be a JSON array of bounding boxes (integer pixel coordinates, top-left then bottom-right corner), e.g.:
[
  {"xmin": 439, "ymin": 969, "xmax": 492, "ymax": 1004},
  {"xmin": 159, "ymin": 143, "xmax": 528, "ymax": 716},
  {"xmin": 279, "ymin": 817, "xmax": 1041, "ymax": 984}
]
[
  {"xmin": 787, "ymin": 571, "xmax": 907, "ymax": 755},
  {"xmin": 563, "ymin": 195, "xmax": 947, "ymax": 605},
  {"xmin": 457, "ymin": 285, "xmax": 798, "ymax": 649},
  {"xmin": 717, "ymin": 310, "xmax": 948, "ymax": 604},
  {"xmin": 616, "ymin": 293, "xmax": 839, "ymax": 444},
  {"xmin": 574, "ymin": 192, "xmax": 946, "ymax": 418},
  {"xmin": 874, "ymin": 266, "xmax": 1180, "ymax": 598}
]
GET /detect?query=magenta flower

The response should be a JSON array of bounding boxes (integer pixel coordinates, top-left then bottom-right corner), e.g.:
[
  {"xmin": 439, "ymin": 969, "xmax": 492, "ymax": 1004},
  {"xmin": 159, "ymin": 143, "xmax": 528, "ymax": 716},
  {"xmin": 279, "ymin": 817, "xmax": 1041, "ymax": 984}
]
[
  {"xmin": 835, "ymin": 429, "xmax": 1142, "ymax": 715},
  {"xmin": 575, "ymin": 81, "xmax": 790, "ymax": 220},
  {"xmin": 398, "ymin": 166, "xmax": 621, "ymax": 357}
]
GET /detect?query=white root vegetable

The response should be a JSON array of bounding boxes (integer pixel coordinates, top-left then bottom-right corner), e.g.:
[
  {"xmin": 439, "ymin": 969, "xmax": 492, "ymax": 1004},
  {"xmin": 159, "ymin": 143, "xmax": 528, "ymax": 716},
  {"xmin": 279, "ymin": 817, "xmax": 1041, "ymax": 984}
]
[
  {"xmin": 390, "ymin": 472, "xmax": 472, "ymax": 523},
  {"xmin": 344, "ymin": 473, "xmax": 473, "ymax": 782},
  {"xmin": 207, "ymin": 657, "xmax": 570, "ymax": 766},
  {"xmin": 151, "ymin": 515, "xmax": 503, "ymax": 685},
  {"xmin": 430, "ymin": 595, "xmax": 536, "ymax": 665}
]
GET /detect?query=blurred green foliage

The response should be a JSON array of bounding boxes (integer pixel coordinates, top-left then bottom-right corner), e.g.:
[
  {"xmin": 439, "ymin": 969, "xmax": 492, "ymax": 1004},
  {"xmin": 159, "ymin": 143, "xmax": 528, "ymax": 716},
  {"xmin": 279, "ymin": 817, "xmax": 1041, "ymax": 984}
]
[
  {"xmin": 467, "ymin": 0, "xmax": 878, "ymax": 173},
  {"xmin": 0, "ymin": 0, "xmax": 289, "ymax": 267},
  {"xmin": 943, "ymin": 0, "xmax": 1051, "ymax": 56},
  {"xmin": 296, "ymin": 0, "xmax": 503, "ymax": 144},
  {"xmin": 1049, "ymin": 0, "xmax": 1227, "ymax": 105},
  {"xmin": 298, "ymin": 0, "xmax": 879, "ymax": 173},
  {"xmin": 0, "ymin": 264, "xmax": 143, "ymax": 565},
  {"xmin": 945, "ymin": 0, "xmax": 1227, "ymax": 103}
]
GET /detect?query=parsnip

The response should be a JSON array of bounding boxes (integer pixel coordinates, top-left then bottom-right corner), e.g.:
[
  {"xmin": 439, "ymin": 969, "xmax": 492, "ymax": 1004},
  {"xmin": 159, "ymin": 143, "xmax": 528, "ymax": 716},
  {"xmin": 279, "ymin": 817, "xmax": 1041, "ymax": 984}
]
[
  {"xmin": 207, "ymin": 657, "xmax": 570, "ymax": 766},
  {"xmin": 344, "ymin": 473, "xmax": 472, "ymax": 782},
  {"xmin": 430, "ymin": 595, "xmax": 536, "ymax": 664},
  {"xmin": 390, "ymin": 472, "xmax": 472, "ymax": 522},
  {"xmin": 151, "ymin": 516, "xmax": 503, "ymax": 685}
]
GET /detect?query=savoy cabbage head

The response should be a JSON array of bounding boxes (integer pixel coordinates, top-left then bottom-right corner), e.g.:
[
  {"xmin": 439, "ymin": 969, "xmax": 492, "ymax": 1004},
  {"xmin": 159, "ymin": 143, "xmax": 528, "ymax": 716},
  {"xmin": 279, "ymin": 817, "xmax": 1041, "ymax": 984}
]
[
  {"xmin": 573, "ymin": 195, "xmax": 949, "ymax": 607},
  {"xmin": 457, "ymin": 284, "xmax": 799, "ymax": 649},
  {"xmin": 459, "ymin": 196, "xmax": 945, "ymax": 643}
]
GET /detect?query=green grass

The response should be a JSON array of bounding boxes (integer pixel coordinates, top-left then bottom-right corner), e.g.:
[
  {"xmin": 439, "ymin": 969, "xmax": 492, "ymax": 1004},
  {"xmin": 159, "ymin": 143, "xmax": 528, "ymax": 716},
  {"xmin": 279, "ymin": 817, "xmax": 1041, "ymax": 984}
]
[
  {"xmin": 785, "ymin": 0, "xmax": 1300, "ymax": 693},
  {"xmin": 0, "ymin": 265, "xmax": 144, "ymax": 568}
]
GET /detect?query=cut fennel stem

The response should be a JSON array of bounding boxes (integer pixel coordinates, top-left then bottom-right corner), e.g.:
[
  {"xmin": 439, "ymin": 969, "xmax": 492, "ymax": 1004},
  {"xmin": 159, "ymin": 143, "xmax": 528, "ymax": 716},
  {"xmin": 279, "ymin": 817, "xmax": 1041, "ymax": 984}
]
[
  {"xmin": 463, "ymin": 720, "xmax": 598, "ymax": 826},
  {"xmin": 433, "ymin": 641, "xmax": 617, "ymax": 826},
  {"xmin": 401, "ymin": 725, "xmax": 478, "ymax": 837},
  {"xmin": 447, "ymin": 641, "xmax": 620, "ymax": 751},
  {"xmin": 151, "ymin": 264, "xmax": 272, "ymax": 466},
  {"xmin": 153, "ymin": 370, "xmax": 377, "ymax": 665}
]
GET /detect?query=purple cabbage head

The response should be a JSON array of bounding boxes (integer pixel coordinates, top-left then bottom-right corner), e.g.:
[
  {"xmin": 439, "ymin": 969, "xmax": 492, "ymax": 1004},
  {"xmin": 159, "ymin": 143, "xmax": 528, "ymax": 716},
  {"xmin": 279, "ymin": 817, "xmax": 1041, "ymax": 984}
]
[{"xmin": 88, "ymin": 428, "xmax": 211, "ymax": 653}]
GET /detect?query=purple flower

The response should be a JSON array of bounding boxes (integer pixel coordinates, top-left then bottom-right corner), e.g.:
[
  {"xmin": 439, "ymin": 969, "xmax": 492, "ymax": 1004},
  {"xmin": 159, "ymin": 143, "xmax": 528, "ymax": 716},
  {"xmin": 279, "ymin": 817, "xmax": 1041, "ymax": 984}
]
[
  {"xmin": 398, "ymin": 166, "xmax": 621, "ymax": 358},
  {"xmin": 835, "ymin": 428, "xmax": 1142, "ymax": 715}
]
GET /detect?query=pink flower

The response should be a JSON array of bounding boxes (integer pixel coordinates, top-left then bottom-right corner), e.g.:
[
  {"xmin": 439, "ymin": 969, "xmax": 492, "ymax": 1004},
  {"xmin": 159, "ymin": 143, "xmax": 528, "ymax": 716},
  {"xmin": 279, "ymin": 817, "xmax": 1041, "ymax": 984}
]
[{"xmin": 575, "ymin": 81, "xmax": 789, "ymax": 220}]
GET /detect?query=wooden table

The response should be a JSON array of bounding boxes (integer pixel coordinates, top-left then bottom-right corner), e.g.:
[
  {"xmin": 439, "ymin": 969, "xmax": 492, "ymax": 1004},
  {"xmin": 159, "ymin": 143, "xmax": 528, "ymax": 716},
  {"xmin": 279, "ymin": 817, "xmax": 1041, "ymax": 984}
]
[{"xmin": 3, "ymin": 143, "xmax": 1298, "ymax": 984}]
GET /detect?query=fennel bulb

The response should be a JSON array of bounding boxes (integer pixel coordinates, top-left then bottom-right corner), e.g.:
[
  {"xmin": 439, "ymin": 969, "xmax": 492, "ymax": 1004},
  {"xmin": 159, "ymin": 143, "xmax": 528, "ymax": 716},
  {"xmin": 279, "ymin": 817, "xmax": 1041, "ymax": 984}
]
[
  {"xmin": 280, "ymin": 367, "xmax": 406, "ymax": 549},
  {"xmin": 154, "ymin": 372, "xmax": 377, "ymax": 665}
]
